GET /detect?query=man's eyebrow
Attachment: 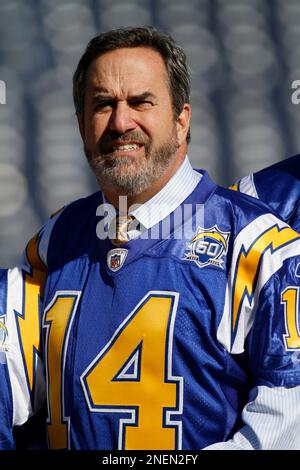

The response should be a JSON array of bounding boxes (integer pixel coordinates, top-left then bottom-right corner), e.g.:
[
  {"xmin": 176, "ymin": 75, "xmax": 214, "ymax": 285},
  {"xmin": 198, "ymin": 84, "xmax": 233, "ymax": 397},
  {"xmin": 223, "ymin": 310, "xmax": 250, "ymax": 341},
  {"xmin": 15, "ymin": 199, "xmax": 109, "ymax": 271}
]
[
  {"xmin": 91, "ymin": 91, "xmax": 157, "ymax": 101},
  {"xmin": 128, "ymin": 92, "xmax": 157, "ymax": 101},
  {"xmin": 92, "ymin": 92, "xmax": 114, "ymax": 102}
]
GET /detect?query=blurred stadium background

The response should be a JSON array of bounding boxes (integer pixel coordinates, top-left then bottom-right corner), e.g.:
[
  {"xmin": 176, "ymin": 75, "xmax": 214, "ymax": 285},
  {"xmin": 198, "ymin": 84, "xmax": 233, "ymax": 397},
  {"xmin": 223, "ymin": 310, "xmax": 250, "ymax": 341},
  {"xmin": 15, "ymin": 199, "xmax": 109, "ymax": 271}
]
[{"xmin": 0, "ymin": 0, "xmax": 299, "ymax": 266}]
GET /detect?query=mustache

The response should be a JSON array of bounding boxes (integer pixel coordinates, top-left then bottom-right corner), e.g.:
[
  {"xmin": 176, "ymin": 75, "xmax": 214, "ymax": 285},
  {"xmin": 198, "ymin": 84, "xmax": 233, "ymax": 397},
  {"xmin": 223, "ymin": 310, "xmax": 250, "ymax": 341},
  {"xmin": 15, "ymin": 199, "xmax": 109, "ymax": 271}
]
[{"xmin": 98, "ymin": 131, "xmax": 150, "ymax": 154}]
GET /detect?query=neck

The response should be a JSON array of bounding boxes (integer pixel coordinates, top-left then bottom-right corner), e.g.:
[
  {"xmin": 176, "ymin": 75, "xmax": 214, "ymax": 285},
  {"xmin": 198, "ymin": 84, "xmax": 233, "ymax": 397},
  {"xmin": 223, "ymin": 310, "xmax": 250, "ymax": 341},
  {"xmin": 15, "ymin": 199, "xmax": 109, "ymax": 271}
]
[{"xmin": 102, "ymin": 149, "xmax": 186, "ymax": 210}]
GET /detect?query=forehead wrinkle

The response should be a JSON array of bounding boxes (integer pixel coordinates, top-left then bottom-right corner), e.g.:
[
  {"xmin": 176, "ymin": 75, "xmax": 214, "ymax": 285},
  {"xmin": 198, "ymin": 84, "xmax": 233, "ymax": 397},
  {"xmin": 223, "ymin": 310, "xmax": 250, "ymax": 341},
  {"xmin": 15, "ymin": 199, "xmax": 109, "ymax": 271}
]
[
  {"xmin": 90, "ymin": 76, "xmax": 170, "ymax": 104},
  {"xmin": 90, "ymin": 71, "xmax": 142, "ymax": 100}
]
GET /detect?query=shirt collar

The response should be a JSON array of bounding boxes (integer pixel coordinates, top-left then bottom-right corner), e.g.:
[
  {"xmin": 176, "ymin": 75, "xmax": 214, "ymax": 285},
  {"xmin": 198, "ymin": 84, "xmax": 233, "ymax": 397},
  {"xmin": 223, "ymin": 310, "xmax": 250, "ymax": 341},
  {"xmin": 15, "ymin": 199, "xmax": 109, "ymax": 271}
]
[
  {"xmin": 102, "ymin": 155, "xmax": 202, "ymax": 231},
  {"xmin": 130, "ymin": 155, "xmax": 202, "ymax": 229}
]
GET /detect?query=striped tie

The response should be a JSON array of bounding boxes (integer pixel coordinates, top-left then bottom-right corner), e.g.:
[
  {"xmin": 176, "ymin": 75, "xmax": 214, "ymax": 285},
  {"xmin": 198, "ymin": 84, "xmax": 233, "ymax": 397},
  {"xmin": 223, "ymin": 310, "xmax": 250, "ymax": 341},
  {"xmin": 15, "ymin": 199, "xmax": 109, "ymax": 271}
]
[{"xmin": 111, "ymin": 214, "xmax": 134, "ymax": 246}]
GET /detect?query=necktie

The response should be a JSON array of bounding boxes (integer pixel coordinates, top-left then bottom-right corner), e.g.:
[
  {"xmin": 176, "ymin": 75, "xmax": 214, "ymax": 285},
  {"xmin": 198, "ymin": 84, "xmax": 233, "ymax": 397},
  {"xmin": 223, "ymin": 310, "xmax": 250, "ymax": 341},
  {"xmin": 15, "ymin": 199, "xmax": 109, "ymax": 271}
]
[{"xmin": 111, "ymin": 214, "xmax": 134, "ymax": 246}]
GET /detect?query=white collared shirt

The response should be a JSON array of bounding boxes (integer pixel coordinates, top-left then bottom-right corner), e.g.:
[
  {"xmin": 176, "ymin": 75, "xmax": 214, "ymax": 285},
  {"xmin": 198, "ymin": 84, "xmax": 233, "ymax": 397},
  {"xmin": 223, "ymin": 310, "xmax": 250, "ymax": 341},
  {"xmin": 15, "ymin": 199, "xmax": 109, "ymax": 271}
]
[{"xmin": 103, "ymin": 155, "xmax": 202, "ymax": 240}]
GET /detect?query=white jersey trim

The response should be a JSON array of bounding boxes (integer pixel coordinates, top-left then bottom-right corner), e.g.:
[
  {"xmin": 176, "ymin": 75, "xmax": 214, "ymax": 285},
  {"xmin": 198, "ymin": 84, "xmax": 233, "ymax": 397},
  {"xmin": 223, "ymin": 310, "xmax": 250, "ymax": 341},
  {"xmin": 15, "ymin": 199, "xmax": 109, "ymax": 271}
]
[
  {"xmin": 6, "ymin": 267, "xmax": 32, "ymax": 425},
  {"xmin": 204, "ymin": 385, "xmax": 300, "ymax": 449},
  {"xmin": 239, "ymin": 174, "xmax": 258, "ymax": 199}
]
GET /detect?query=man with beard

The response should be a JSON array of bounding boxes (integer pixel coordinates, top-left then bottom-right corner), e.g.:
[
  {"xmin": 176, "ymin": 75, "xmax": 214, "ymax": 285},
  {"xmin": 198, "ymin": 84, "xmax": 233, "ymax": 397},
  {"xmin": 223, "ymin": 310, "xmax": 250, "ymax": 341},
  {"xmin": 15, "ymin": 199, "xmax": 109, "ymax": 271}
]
[
  {"xmin": 1, "ymin": 27, "xmax": 300, "ymax": 450},
  {"xmin": 232, "ymin": 154, "xmax": 300, "ymax": 233}
]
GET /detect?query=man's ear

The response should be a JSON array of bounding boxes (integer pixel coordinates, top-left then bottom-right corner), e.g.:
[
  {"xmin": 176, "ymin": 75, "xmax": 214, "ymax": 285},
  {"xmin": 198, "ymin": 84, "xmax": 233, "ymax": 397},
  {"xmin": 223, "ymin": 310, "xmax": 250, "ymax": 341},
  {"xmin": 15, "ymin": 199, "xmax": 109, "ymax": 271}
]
[
  {"xmin": 176, "ymin": 103, "xmax": 191, "ymax": 146},
  {"xmin": 77, "ymin": 113, "xmax": 85, "ymax": 140}
]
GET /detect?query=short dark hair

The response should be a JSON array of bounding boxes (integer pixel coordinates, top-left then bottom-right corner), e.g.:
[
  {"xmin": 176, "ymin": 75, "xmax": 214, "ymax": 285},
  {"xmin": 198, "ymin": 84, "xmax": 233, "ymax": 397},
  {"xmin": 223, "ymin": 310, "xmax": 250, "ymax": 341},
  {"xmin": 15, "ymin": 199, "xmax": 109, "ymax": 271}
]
[{"xmin": 73, "ymin": 26, "xmax": 191, "ymax": 143}]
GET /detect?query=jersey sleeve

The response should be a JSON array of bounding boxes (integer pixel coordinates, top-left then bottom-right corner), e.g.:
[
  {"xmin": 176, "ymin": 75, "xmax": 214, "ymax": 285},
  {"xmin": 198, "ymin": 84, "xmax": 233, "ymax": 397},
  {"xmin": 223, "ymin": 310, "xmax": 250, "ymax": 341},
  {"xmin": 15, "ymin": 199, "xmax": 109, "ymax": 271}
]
[
  {"xmin": 232, "ymin": 157, "xmax": 300, "ymax": 232},
  {"xmin": 0, "ymin": 206, "xmax": 69, "ymax": 449},
  {"xmin": 0, "ymin": 364, "xmax": 14, "ymax": 449},
  {"xmin": 21, "ymin": 206, "xmax": 66, "ymax": 272},
  {"xmin": 0, "ymin": 267, "xmax": 46, "ymax": 431},
  {"xmin": 206, "ymin": 213, "xmax": 300, "ymax": 449},
  {"xmin": 0, "ymin": 205, "xmax": 68, "ymax": 449},
  {"xmin": 0, "ymin": 271, "xmax": 14, "ymax": 449}
]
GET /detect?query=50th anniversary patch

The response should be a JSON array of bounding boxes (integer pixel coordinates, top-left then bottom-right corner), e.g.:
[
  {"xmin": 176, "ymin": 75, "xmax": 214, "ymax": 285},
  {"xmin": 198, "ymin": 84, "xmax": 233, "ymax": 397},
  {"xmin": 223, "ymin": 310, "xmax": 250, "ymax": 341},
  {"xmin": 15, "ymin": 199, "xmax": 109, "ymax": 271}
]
[{"xmin": 184, "ymin": 225, "xmax": 230, "ymax": 269}]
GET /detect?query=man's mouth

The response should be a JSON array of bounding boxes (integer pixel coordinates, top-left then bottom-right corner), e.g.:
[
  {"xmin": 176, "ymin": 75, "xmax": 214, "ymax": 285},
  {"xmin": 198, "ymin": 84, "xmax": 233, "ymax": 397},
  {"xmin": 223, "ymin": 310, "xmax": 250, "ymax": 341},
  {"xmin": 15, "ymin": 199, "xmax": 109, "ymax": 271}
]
[
  {"xmin": 105, "ymin": 141, "xmax": 145, "ymax": 154},
  {"xmin": 111, "ymin": 143, "xmax": 143, "ymax": 152}
]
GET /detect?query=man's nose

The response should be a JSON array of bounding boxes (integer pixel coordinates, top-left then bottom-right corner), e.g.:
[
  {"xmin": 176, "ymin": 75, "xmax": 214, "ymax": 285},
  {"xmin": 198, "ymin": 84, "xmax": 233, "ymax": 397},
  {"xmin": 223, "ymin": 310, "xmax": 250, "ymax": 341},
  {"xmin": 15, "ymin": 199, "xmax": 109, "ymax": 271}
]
[{"xmin": 109, "ymin": 102, "xmax": 137, "ymax": 134}]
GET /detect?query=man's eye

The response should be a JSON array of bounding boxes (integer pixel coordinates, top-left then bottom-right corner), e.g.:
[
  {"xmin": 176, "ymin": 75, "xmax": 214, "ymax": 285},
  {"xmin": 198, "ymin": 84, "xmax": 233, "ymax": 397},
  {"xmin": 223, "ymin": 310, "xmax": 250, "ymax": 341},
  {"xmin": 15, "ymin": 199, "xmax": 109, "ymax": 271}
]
[
  {"xmin": 94, "ymin": 102, "xmax": 113, "ymax": 111},
  {"xmin": 131, "ymin": 100, "xmax": 153, "ymax": 109}
]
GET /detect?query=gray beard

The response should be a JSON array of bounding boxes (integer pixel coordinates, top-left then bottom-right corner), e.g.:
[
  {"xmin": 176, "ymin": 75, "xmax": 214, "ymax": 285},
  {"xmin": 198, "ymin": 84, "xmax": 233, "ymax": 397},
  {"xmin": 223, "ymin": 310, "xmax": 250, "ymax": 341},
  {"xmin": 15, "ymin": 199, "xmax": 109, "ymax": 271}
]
[{"xmin": 85, "ymin": 134, "xmax": 179, "ymax": 196}]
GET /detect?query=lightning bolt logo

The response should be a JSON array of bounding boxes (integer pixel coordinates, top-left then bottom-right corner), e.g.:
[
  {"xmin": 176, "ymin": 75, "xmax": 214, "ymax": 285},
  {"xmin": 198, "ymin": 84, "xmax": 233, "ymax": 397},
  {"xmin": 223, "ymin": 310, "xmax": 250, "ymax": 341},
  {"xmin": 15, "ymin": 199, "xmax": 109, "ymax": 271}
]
[
  {"xmin": 231, "ymin": 225, "xmax": 300, "ymax": 345},
  {"xmin": 191, "ymin": 231, "xmax": 227, "ymax": 249},
  {"xmin": 15, "ymin": 269, "xmax": 46, "ymax": 395}
]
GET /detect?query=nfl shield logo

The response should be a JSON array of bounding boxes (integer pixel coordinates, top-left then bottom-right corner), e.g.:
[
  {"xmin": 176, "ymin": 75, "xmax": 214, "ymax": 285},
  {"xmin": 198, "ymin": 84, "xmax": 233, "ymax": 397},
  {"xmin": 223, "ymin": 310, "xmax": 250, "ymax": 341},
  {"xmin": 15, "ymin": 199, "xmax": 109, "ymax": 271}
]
[
  {"xmin": 111, "ymin": 254, "xmax": 121, "ymax": 270},
  {"xmin": 107, "ymin": 248, "xmax": 128, "ymax": 272}
]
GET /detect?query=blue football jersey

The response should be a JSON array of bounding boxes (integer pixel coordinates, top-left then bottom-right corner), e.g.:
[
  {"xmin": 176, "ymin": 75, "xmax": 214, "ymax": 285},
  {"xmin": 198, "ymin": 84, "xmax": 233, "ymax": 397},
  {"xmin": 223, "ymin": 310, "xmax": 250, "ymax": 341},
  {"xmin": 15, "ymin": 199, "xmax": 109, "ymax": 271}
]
[
  {"xmin": 234, "ymin": 155, "xmax": 300, "ymax": 232},
  {"xmin": 1, "ymin": 170, "xmax": 300, "ymax": 450}
]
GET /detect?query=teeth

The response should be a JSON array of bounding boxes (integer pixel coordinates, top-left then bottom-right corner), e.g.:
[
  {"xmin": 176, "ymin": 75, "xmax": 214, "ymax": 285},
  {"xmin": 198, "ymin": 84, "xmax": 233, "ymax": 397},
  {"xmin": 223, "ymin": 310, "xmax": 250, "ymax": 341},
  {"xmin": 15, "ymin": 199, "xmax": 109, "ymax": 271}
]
[{"xmin": 113, "ymin": 144, "xmax": 140, "ymax": 151}]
